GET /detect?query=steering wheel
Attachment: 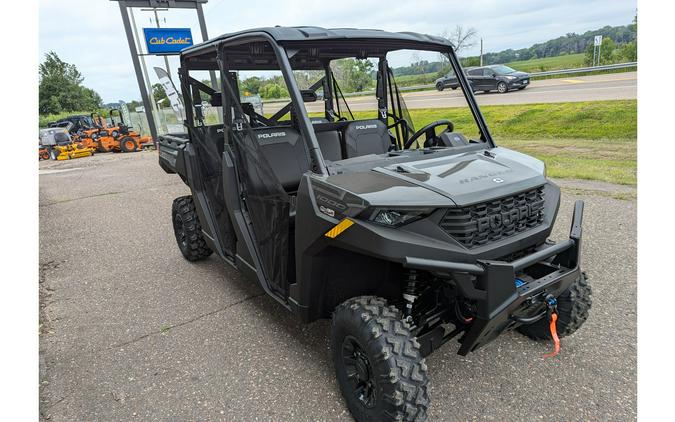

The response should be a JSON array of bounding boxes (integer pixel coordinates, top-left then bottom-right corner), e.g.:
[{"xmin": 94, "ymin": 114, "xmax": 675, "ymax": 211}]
[{"xmin": 404, "ymin": 120, "xmax": 454, "ymax": 149}]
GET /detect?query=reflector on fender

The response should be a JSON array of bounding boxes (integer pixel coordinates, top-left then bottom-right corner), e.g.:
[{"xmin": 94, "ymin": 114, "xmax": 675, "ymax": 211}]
[{"xmin": 325, "ymin": 218, "xmax": 354, "ymax": 239}]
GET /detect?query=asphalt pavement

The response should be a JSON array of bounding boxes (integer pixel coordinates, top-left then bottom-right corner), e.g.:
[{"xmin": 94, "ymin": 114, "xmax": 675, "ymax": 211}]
[
  {"xmin": 39, "ymin": 152, "xmax": 636, "ymax": 421},
  {"xmin": 264, "ymin": 72, "xmax": 637, "ymax": 114}
]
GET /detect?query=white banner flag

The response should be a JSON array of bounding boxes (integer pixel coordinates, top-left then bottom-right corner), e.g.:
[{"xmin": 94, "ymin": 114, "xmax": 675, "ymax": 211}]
[{"xmin": 154, "ymin": 67, "xmax": 185, "ymax": 121}]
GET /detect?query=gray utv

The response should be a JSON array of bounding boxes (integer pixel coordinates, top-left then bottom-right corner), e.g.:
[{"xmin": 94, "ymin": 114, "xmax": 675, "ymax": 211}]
[{"xmin": 158, "ymin": 26, "xmax": 591, "ymax": 422}]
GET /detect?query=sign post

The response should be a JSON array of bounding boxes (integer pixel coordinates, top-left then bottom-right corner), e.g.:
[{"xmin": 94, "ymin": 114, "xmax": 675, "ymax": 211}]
[
  {"xmin": 111, "ymin": 1, "xmax": 211, "ymax": 143},
  {"xmin": 593, "ymin": 35, "xmax": 603, "ymax": 67}
]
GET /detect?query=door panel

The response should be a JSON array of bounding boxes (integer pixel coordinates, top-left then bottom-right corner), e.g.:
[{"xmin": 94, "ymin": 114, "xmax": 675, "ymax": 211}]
[{"xmin": 483, "ymin": 69, "xmax": 497, "ymax": 90}]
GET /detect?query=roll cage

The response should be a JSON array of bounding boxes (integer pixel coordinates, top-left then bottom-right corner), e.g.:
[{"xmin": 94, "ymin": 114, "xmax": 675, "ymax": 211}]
[{"xmin": 178, "ymin": 29, "xmax": 496, "ymax": 177}]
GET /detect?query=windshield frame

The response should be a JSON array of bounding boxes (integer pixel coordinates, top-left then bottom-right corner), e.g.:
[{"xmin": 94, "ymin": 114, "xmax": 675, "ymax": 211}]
[{"xmin": 279, "ymin": 45, "xmax": 497, "ymax": 151}]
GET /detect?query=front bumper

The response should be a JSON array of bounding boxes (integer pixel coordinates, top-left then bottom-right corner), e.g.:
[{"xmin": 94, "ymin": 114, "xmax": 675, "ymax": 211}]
[
  {"xmin": 507, "ymin": 77, "xmax": 530, "ymax": 88},
  {"xmin": 403, "ymin": 200, "xmax": 584, "ymax": 355}
]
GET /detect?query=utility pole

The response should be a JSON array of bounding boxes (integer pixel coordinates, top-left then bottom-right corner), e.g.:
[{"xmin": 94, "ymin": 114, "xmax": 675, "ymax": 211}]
[
  {"xmin": 129, "ymin": 8, "xmax": 159, "ymax": 131},
  {"xmin": 479, "ymin": 38, "xmax": 484, "ymax": 66},
  {"xmin": 119, "ymin": 2, "xmax": 158, "ymax": 143}
]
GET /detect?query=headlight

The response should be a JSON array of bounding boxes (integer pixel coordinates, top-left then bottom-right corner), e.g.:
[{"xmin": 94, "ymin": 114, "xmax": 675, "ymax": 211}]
[
  {"xmin": 505, "ymin": 75, "xmax": 517, "ymax": 80},
  {"xmin": 367, "ymin": 208, "xmax": 433, "ymax": 227}
]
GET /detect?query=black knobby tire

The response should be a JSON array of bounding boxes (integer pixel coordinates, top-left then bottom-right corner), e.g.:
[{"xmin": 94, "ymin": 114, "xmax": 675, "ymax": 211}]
[
  {"xmin": 435, "ymin": 82, "xmax": 444, "ymax": 92},
  {"xmin": 331, "ymin": 296, "xmax": 429, "ymax": 422},
  {"xmin": 171, "ymin": 196, "xmax": 213, "ymax": 261},
  {"xmin": 517, "ymin": 272, "xmax": 592, "ymax": 340}
]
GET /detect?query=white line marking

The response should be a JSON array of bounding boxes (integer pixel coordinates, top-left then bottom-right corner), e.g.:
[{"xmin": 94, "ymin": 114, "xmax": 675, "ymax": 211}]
[{"xmin": 39, "ymin": 167, "xmax": 84, "ymax": 175}]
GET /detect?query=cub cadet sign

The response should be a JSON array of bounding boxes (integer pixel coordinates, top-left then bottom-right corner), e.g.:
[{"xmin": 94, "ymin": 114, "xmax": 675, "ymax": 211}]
[{"xmin": 143, "ymin": 28, "xmax": 193, "ymax": 54}]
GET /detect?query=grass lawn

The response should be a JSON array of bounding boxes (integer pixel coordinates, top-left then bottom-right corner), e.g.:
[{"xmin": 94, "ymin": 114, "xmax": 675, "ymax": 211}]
[
  {"xmin": 347, "ymin": 100, "xmax": 636, "ymax": 185},
  {"xmin": 393, "ymin": 72, "xmax": 439, "ymax": 87},
  {"xmin": 506, "ymin": 53, "xmax": 586, "ymax": 73}
]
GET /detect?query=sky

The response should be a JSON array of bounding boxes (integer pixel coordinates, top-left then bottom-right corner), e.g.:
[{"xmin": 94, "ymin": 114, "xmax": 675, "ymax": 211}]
[{"xmin": 39, "ymin": 0, "xmax": 636, "ymax": 103}]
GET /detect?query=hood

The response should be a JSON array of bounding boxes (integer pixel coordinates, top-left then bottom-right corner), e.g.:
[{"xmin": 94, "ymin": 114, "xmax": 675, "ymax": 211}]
[
  {"xmin": 370, "ymin": 147, "xmax": 546, "ymax": 207},
  {"xmin": 509, "ymin": 71, "xmax": 529, "ymax": 78}
]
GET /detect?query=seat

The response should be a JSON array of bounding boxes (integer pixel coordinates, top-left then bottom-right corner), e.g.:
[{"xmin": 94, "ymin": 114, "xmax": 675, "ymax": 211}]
[
  {"xmin": 205, "ymin": 125, "xmax": 225, "ymax": 154},
  {"xmin": 315, "ymin": 131, "xmax": 342, "ymax": 162},
  {"xmin": 309, "ymin": 118, "xmax": 342, "ymax": 162},
  {"xmin": 254, "ymin": 127, "xmax": 310, "ymax": 192},
  {"xmin": 343, "ymin": 120, "xmax": 392, "ymax": 158}
]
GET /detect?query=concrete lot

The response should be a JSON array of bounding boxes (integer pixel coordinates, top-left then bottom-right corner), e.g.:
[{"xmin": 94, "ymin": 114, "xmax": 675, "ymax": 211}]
[{"xmin": 39, "ymin": 152, "xmax": 636, "ymax": 421}]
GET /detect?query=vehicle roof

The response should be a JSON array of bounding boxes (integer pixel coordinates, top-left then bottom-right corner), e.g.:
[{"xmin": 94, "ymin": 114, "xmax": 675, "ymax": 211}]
[
  {"xmin": 181, "ymin": 26, "xmax": 456, "ymax": 70},
  {"xmin": 183, "ymin": 26, "xmax": 453, "ymax": 54}
]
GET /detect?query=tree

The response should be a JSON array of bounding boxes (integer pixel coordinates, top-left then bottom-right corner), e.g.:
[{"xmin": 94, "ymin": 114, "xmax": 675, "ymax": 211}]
[
  {"xmin": 241, "ymin": 76, "xmax": 262, "ymax": 95},
  {"xmin": 152, "ymin": 83, "xmax": 169, "ymax": 106},
  {"xmin": 440, "ymin": 25, "xmax": 478, "ymax": 55},
  {"xmin": 259, "ymin": 83, "xmax": 288, "ymax": 99},
  {"xmin": 333, "ymin": 59, "xmax": 374, "ymax": 92},
  {"xmin": 127, "ymin": 100, "xmax": 142, "ymax": 111},
  {"xmin": 616, "ymin": 39, "xmax": 637, "ymax": 62},
  {"xmin": 39, "ymin": 51, "xmax": 103, "ymax": 115}
]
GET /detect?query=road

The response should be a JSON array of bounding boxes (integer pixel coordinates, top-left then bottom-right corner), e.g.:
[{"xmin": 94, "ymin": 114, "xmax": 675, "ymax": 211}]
[
  {"xmin": 39, "ymin": 152, "xmax": 636, "ymax": 421},
  {"xmin": 264, "ymin": 71, "xmax": 637, "ymax": 114}
]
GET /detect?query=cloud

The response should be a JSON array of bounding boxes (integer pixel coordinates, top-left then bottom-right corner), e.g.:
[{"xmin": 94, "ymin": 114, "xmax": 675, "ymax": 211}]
[{"xmin": 39, "ymin": 0, "xmax": 636, "ymax": 102}]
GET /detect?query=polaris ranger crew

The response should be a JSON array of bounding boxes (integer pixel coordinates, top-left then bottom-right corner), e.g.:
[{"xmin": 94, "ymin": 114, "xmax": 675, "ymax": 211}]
[{"xmin": 158, "ymin": 26, "xmax": 591, "ymax": 422}]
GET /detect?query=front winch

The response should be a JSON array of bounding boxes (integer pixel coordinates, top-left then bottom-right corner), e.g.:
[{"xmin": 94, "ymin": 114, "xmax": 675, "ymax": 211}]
[{"xmin": 543, "ymin": 295, "xmax": 560, "ymax": 358}]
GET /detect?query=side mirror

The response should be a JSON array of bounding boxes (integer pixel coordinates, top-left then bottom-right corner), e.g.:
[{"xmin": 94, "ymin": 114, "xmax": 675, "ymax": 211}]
[{"xmin": 300, "ymin": 90, "xmax": 318, "ymax": 103}]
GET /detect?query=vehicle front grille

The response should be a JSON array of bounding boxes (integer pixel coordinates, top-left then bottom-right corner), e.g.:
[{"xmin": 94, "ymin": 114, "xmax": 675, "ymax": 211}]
[{"xmin": 439, "ymin": 186, "xmax": 545, "ymax": 248}]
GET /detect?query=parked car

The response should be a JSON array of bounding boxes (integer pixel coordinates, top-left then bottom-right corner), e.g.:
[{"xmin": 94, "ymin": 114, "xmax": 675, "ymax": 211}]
[{"xmin": 436, "ymin": 65, "xmax": 530, "ymax": 93}]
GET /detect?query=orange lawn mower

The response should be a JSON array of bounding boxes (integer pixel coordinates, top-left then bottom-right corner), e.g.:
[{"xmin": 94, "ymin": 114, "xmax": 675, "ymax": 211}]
[
  {"xmin": 65, "ymin": 113, "xmax": 107, "ymax": 150},
  {"xmin": 39, "ymin": 146, "xmax": 50, "ymax": 160},
  {"xmin": 69, "ymin": 112, "xmax": 124, "ymax": 153},
  {"xmin": 106, "ymin": 108, "xmax": 153, "ymax": 153},
  {"xmin": 39, "ymin": 126, "xmax": 95, "ymax": 161}
]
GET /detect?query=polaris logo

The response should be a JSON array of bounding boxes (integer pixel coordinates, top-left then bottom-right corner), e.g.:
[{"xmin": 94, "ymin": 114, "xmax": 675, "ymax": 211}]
[
  {"xmin": 257, "ymin": 132, "xmax": 286, "ymax": 139},
  {"xmin": 354, "ymin": 124, "xmax": 377, "ymax": 130},
  {"xmin": 319, "ymin": 205, "xmax": 335, "ymax": 217},
  {"xmin": 476, "ymin": 200, "xmax": 544, "ymax": 232},
  {"xmin": 459, "ymin": 169, "xmax": 513, "ymax": 184}
]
